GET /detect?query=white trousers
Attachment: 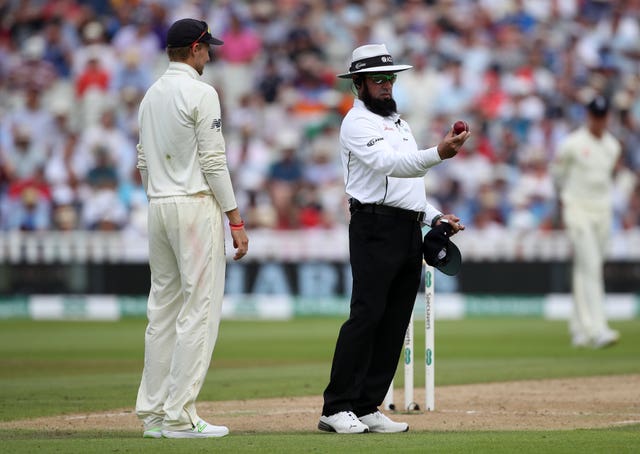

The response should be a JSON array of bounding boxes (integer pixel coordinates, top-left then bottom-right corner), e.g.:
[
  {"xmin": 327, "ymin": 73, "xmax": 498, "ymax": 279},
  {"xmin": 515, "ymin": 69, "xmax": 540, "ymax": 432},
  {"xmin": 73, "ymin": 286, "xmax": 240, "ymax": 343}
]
[
  {"xmin": 136, "ymin": 195, "xmax": 226, "ymax": 430},
  {"xmin": 563, "ymin": 203, "xmax": 612, "ymax": 341}
]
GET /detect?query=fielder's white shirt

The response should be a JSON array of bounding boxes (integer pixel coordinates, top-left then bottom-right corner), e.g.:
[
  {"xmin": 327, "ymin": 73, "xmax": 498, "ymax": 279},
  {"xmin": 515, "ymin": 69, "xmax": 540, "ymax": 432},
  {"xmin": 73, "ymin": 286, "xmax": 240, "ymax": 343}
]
[
  {"xmin": 137, "ymin": 62, "xmax": 236, "ymax": 211},
  {"xmin": 551, "ymin": 126, "xmax": 621, "ymax": 212},
  {"xmin": 340, "ymin": 98, "xmax": 443, "ymax": 223}
]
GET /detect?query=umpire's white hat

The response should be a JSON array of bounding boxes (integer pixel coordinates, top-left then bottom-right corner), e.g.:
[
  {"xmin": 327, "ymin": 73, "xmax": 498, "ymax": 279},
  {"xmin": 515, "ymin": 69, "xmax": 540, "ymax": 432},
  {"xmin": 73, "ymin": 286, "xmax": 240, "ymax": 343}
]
[{"xmin": 337, "ymin": 44, "xmax": 413, "ymax": 79}]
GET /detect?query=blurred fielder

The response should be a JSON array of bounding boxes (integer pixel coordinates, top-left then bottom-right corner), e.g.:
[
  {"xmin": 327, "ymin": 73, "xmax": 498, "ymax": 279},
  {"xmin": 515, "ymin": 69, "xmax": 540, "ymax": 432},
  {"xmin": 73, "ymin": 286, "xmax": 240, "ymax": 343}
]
[
  {"xmin": 135, "ymin": 18, "xmax": 248, "ymax": 439},
  {"xmin": 551, "ymin": 95, "xmax": 621, "ymax": 349}
]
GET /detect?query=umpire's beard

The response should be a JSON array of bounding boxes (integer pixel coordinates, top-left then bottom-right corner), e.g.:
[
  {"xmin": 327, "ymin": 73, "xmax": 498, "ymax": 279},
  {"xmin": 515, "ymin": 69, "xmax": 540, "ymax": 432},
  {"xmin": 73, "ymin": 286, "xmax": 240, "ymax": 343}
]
[{"xmin": 361, "ymin": 85, "xmax": 397, "ymax": 118}]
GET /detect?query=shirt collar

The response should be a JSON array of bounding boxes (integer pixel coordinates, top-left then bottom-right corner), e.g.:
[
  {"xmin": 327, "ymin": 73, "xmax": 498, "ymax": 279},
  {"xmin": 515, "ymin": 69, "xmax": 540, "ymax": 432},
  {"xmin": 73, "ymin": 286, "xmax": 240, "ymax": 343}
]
[
  {"xmin": 353, "ymin": 98, "xmax": 401, "ymax": 122},
  {"xmin": 166, "ymin": 61, "xmax": 200, "ymax": 79}
]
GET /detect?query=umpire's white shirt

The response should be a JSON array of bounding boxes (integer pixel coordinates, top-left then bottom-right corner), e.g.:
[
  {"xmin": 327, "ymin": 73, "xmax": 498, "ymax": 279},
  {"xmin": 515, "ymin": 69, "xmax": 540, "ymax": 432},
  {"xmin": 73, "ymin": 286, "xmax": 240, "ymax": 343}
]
[
  {"xmin": 137, "ymin": 62, "xmax": 236, "ymax": 210},
  {"xmin": 340, "ymin": 99, "xmax": 443, "ymax": 223}
]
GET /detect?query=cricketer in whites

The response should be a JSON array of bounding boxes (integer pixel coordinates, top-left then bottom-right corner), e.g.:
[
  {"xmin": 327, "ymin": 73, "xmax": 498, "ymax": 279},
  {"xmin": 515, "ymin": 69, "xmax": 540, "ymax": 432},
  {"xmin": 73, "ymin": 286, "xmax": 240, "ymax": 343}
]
[
  {"xmin": 135, "ymin": 18, "xmax": 248, "ymax": 439},
  {"xmin": 551, "ymin": 95, "xmax": 621, "ymax": 350}
]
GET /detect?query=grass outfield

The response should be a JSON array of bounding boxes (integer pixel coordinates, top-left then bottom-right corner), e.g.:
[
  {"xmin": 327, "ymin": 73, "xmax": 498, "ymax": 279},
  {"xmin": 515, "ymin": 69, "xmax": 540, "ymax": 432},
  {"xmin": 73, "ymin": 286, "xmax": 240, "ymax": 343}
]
[
  {"xmin": 1, "ymin": 428, "xmax": 639, "ymax": 454},
  {"xmin": 0, "ymin": 317, "xmax": 639, "ymax": 452}
]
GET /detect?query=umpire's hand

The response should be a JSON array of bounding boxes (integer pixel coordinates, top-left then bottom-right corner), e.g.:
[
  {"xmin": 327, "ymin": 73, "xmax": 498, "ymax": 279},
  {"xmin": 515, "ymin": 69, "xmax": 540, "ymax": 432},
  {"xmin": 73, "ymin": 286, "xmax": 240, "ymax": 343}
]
[
  {"xmin": 436, "ymin": 215, "xmax": 465, "ymax": 235},
  {"xmin": 436, "ymin": 128, "xmax": 471, "ymax": 160}
]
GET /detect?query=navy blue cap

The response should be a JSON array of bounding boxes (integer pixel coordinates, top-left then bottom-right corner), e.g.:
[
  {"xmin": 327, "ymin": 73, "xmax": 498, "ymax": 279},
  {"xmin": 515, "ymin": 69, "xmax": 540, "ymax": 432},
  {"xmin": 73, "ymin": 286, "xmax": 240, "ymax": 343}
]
[
  {"xmin": 167, "ymin": 19, "xmax": 223, "ymax": 48},
  {"xmin": 586, "ymin": 95, "xmax": 610, "ymax": 117},
  {"xmin": 423, "ymin": 222, "xmax": 462, "ymax": 276}
]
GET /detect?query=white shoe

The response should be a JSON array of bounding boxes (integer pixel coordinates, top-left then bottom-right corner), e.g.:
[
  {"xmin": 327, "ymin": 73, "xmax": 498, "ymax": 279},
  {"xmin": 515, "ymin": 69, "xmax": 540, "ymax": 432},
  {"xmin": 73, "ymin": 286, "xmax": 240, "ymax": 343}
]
[
  {"xmin": 571, "ymin": 334, "xmax": 590, "ymax": 348},
  {"xmin": 318, "ymin": 411, "xmax": 369, "ymax": 434},
  {"xmin": 162, "ymin": 419, "xmax": 229, "ymax": 438},
  {"xmin": 359, "ymin": 411, "xmax": 409, "ymax": 433},
  {"xmin": 592, "ymin": 329, "xmax": 620, "ymax": 349},
  {"xmin": 142, "ymin": 426, "xmax": 162, "ymax": 438}
]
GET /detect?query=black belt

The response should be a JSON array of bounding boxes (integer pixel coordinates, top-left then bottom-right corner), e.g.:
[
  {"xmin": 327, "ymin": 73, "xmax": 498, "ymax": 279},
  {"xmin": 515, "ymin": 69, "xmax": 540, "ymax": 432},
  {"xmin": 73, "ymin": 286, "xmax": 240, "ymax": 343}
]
[{"xmin": 350, "ymin": 199, "xmax": 425, "ymax": 222}]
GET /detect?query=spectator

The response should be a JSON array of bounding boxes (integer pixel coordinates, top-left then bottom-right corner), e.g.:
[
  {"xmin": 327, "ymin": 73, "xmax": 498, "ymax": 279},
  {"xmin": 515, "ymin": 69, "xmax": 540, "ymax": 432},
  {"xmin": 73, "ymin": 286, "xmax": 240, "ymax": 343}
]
[
  {"xmin": 217, "ymin": 10, "xmax": 262, "ymax": 110},
  {"xmin": 80, "ymin": 187, "xmax": 128, "ymax": 231},
  {"xmin": 1, "ymin": 163, "xmax": 52, "ymax": 231},
  {"xmin": 114, "ymin": 86, "xmax": 144, "ymax": 144},
  {"xmin": 226, "ymin": 124, "xmax": 272, "ymax": 228},
  {"xmin": 1, "ymin": 185, "xmax": 51, "ymax": 231},
  {"xmin": 433, "ymin": 58, "xmax": 478, "ymax": 119},
  {"xmin": 44, "ymin": 131, "xmax": 82, "ymax": 211},
  {"xmin": 288, "ymin": 52, "xmax": 338, "ymax": 135},
  {"xmin": 111, "ymin": 14, "xmax": 162, "ymax": 68},
  {"xmin": 302, "ymin": 132, "xmax": 343, "ymax": 226},
  {"xmin": 266, "ymin": 130, "xmax": 304, "ymax": 229},
  {"xmin": 2, "ymin": 87, "xmax": 55, "ymax": 152},
  {"xmin": 42, "ymin": 18, "xmax": 74, "ymax": 78},
  {"xmin": 72, "ymin": 21, "xmax": 117, "ymax": 78},
  {"xmin": 442, "ymin": 142, "xmax": 493, "ymax": 205},
  {"xmin": 256, "ymin": 57, "xmax": 286, "ymax": 104},
  {"xmin": 501, "ymin": 0, "xmax": 537, "ymax": 36},
  {"xmin": 110, "ymin": 49, "xmax": 153, "ymax": 95},
  {"xmin": 511, "ymin": 150, "xmax": 555, "ymax": 227},
  {"xmin": 81, "ymin": 146, "xmax": 127, "ymax": 231},
  {"xmin": 0, "ymin": 1, "xmax": 637, "ymax": 240},
  {"xmin": 52, "ymin": 203, "xmax": 79, "ymax": 231},
  {"xmin": 76, "ymin": 107, "xmax": 136, "ymax": 184},
  {"xmin": 393, "ymin": 51, "xmax": 441, "ymax": 144},
  {"xmin": 6, "ymin": 35, "xmax": 58, "ymax": 92},
  {"xmin": 75, "ymin": 53, "xmax": 110, "ymax": 97},
  {"xmin": 1, "ymin": 124, "xmax": 47, "ymax": 182}
]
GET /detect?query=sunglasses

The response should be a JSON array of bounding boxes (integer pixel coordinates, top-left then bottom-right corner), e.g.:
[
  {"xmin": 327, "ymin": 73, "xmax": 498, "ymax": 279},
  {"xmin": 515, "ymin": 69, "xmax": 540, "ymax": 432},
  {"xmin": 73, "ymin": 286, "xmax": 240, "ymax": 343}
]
[
  {"xmin": 366, "ymin": 73, "xmax": 398, "ymax": 84},
  {"xmin": 190, "ymin": 29, "xmax": 207, "ymax": 50}
]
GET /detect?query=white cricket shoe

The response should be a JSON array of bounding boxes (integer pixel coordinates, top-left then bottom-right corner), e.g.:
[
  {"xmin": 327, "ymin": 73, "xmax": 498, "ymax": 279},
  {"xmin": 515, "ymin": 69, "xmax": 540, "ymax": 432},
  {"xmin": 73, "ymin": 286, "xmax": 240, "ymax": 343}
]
[
  {"xmin": 318, "ymin": 411, "xmax": 369, "ymax": 434},
  {"xmin": 571, "ymin": 334, "xmax": 590, "ymax": 348},
  {"xmin": 359, "ymin": 411, "xmax": 409, "ymax": 433},
  {"xmin": 592, "ymin": 329, "xmax": 620, "ymax": 349},
  {"xmin": 162, "ymin": 419, "xmax": 229, "ymax": 438},
  {"xmin": 142, "ymin": 426, "xmax": 162, "ymax": 438}
]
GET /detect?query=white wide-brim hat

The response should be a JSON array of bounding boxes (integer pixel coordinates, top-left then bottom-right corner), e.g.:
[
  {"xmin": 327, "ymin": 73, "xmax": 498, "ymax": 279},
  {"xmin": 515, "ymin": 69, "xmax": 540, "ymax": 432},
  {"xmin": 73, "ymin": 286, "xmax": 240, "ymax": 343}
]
[{"xmin": 337, "ymin": 44, "xmax": 413, "ymax": 79}]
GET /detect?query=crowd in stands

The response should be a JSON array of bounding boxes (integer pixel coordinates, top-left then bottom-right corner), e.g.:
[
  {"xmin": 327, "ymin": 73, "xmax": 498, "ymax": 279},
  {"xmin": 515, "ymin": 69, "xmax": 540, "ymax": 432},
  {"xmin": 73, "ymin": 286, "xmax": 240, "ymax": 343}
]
[{"xmin": 1, "ymin": 0, "xmax": 639, "ymax": 237}]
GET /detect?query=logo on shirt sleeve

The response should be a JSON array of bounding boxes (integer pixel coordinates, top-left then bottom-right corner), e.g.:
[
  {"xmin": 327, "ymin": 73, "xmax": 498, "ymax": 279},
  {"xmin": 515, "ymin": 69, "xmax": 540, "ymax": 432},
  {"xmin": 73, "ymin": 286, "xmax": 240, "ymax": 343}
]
[
  {"xmin": 210, "ymin": 118, "xmax": 222, "ymax": 131},
  {"xmin": 367, "ymin": 137, "xmax": 384, "ymax": 147}
]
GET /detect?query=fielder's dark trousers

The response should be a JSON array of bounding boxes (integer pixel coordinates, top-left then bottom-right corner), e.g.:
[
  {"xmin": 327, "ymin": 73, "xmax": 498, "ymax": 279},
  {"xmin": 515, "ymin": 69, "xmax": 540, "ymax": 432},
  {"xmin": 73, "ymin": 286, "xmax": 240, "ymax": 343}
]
[{"xmin": 322, "ymin": 210, "xmax": 423, "ymax": 416}]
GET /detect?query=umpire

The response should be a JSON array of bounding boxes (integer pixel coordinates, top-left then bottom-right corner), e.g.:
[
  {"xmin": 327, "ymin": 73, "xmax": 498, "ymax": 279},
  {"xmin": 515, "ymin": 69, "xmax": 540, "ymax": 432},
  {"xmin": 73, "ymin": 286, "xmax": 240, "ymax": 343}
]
[{"xmin": 319, "ymin": 44, "xmax": 469, "ymax": 434}]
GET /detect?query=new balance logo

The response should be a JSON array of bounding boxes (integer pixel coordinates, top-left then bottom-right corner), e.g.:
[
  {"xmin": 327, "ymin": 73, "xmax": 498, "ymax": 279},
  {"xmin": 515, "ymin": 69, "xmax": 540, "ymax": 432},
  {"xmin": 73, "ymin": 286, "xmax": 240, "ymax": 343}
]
[
  {"xmin": 195, "ymin": 421, "xmax": 207, "ymax": 433},
  {"xmin": 211, "ymin": 118, "xmax": 222, "ymax": 130}
]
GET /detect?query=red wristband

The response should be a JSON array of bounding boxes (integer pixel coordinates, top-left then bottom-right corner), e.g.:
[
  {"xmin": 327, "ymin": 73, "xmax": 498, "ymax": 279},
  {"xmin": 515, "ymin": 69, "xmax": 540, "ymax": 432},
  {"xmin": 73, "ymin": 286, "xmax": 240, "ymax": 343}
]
[{"xmin": 229, "ymin": 221, "xmax": 245, "ymax": 230}]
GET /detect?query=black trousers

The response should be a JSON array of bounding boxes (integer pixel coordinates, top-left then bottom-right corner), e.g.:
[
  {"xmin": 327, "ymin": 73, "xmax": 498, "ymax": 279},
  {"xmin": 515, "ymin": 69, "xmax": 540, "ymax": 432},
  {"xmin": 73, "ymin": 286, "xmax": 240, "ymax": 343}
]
[{"xmin": 322, "ymin": 209, "xmax": 423, "ymax": 416}]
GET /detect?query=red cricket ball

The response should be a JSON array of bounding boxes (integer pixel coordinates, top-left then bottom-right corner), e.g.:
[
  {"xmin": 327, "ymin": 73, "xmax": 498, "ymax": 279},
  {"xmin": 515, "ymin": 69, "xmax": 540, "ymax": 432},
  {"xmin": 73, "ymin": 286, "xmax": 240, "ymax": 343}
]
[{"xmin": 452, "ymin": 120, "xmax": 469, "ymax": 135}]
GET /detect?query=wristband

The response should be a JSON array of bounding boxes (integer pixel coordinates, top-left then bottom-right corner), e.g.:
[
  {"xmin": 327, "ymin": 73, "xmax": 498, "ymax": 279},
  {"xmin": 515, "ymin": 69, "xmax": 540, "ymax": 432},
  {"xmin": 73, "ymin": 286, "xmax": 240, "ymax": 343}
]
[
  {"xmin": 229, "ymin": 221, "xmax": 245, "ymax": 230},
  {"xmin": 431, "ymin": 214, "xmax": 443, "ymax": 227}
]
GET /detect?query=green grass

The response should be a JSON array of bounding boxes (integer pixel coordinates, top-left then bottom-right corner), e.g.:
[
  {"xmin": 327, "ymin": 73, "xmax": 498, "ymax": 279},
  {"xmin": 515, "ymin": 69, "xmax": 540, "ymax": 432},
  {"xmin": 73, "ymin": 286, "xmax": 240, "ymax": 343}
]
[
  {"xmin": 0, "ymin": 427, "xmax": 639, "ymax": 453},
  {"xmin": 0, "ymin": 317, "xmax": 639, "ymax": 452}
]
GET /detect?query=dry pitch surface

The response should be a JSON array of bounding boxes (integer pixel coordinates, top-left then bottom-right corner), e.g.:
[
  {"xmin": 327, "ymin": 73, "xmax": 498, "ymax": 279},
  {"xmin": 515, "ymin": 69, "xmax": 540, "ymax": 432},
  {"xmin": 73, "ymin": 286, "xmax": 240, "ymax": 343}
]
[{"xmin": 1, "ymin": 375, "xmax": 639, "ymax": 433}]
